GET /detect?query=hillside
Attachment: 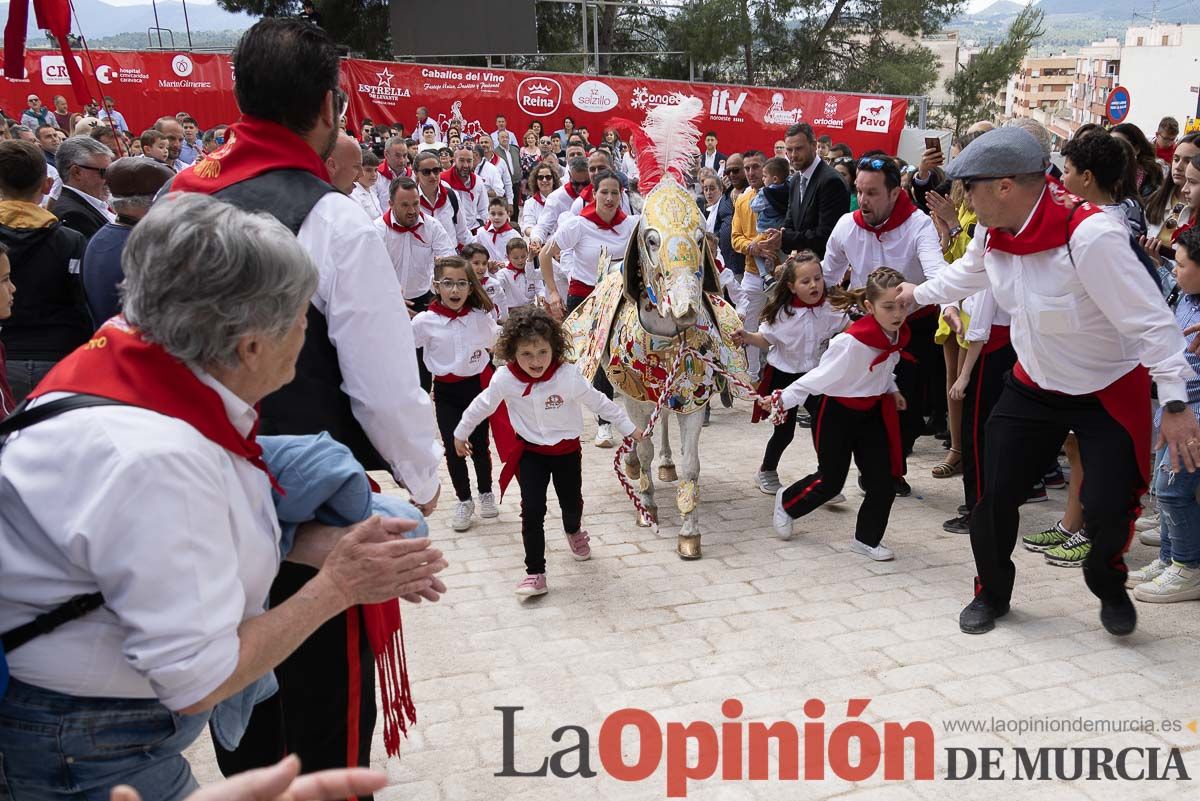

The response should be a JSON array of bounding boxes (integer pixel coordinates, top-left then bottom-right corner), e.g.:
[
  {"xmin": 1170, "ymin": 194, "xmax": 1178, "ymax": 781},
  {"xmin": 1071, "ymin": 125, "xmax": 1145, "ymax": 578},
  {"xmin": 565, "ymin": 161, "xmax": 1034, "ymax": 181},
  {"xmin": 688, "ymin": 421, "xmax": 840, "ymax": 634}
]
[
  {"xmin": 1, "ymin": 0, "xmax": 257, "ymax": 43},
  {"xmin": 952, "ymin": 0, "xmax": 1197, "ymax": 49}
]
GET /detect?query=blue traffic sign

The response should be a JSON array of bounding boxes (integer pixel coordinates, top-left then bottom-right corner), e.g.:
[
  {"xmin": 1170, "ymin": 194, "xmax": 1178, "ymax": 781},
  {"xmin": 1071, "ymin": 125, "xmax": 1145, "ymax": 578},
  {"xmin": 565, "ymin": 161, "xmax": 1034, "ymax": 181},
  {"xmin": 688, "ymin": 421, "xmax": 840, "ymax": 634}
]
[{"xmin": 1106, "ymin": 86, "xmax": 1131, "ymax": 124}]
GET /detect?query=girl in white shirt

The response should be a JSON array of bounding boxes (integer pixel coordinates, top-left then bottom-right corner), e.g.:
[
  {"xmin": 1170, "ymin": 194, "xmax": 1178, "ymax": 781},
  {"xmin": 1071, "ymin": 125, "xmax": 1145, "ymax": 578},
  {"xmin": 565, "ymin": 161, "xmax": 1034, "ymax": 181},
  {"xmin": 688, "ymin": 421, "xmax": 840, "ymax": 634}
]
[
  {"xmin": 453, "ymin": 307, "xmax": 642, "ymax": 597},
  {"xmin": 733, "ymin": 251, "xmax": 848, "ymax": 496},
  {"xmin": 412, "ymin": 256, "xmax": 499, "ymax": 532},
  {"xmin": 463, "ymin": 244, "xmax": 508, "ymax": 322},
  {"xmin": 766, "ymin": 267, "xmax": 910, "ymax": 561}
]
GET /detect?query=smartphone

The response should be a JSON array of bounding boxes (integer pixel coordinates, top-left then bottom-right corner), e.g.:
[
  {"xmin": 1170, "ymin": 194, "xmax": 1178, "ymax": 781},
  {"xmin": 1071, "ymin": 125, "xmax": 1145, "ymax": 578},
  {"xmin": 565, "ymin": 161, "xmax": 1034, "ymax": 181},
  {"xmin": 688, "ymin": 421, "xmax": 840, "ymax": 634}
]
[{"xmin": 925, "ymin": 136, "xmax": 942, "ymax": 153}]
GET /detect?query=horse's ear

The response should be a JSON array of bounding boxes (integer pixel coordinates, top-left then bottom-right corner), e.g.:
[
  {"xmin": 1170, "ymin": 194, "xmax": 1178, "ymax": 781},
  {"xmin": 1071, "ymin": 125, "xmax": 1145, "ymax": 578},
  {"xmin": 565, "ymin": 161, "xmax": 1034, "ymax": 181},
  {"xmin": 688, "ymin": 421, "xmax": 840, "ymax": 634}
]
[{"xmin": 623, "ymin": 225, "xmax": 641, "ymax": 303}]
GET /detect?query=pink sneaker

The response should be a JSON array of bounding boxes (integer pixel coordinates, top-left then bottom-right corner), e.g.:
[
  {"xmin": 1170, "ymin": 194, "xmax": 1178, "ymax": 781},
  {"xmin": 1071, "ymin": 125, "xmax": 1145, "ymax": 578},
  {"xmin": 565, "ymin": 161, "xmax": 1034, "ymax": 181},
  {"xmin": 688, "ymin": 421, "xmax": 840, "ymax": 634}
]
[
  {"xmin": 566, "ymin": 529, "xmax": 591, "ymax": 561},
  {"xmin": 515, "ymin": 573, "xmax": 547, "ymax": 596}
]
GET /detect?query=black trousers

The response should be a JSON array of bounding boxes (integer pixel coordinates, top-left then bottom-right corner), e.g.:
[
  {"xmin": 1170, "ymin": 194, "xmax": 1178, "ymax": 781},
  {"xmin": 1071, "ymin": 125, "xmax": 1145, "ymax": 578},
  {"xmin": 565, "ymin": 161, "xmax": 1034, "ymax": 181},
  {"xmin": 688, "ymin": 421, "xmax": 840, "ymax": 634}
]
[
  {"xmin": 212, "ymin": 563, "xmax": 375, "ymax": 800},
  {"xmin": 759, "ymin": 367, "xmax": 820, "ymax": 472},
  {"xmin": 434, "ymin": 375, "xmax": 492, "ymax": 501},
  {"xmin": 972, "ymin": 375, "xmax": 1145, "ymax": 607},
  {"xmin": 566, "ymin": 291, "xmax": 612, "ymax": 423},
  {"xmin": 410, "ymin": 291, "xmax": 434, "ymax": 393},
  {"xmin": 896, "ymin": 311, "xmax": 943, "ymax": 455},
  {"xmin": 780, "ymin": 397, "xmax": 896, "ymax": 547},
  {"xmin": 960, "ymin": 342, "xmax": 1016, "ymax": 511},
  {"xmin": 518, "ymin": 448, "xmax": 584, "ymax": 574}
]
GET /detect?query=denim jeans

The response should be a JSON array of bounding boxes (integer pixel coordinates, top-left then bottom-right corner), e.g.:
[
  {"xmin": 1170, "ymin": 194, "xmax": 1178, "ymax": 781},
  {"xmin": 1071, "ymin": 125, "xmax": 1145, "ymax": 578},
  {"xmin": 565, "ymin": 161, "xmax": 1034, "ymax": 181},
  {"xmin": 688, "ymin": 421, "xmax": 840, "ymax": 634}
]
[
  {"xmin": 5, "ymin": 359, "xmax": 56, "ymax": 405},
  {"xmin": 0, "ymin": 678, "xmax": 209, "ymax": 801},
  {"xmin": 1153, "ymin": 447, "xmax": 1200, "ymax": 566}
]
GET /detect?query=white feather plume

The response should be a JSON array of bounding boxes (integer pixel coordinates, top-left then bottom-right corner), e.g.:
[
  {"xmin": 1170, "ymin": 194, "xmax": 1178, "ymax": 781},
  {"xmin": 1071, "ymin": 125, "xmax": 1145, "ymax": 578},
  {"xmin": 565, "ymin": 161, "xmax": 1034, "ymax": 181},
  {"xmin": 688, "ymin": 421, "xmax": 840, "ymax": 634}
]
[{"xmin": 641, "ymin": 93, "xmax": 704, "ymax": 188}]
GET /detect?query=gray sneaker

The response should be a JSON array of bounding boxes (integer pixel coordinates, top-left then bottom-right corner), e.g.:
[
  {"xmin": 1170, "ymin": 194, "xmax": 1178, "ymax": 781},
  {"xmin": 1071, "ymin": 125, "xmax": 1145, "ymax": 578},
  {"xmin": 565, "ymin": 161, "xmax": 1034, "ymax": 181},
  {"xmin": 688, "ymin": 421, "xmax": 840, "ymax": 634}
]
[
  {"xmin": 755, "ymin": 469, "xmax": 782, "ymax": 495},
  {"xmin": 478, "ymin": 491, "xmax": 499, "ymax": 518},
  {"xmin": 1133, "ymin": 563, "xmax": 1200, "ymax": 603},
  {"xmin": 451, "ymin": 499, "xmax": 474, "ymax": 532},
  {"xmin": 1126, "ymin": 558, "xmax": 1170, "ymax": 588}
]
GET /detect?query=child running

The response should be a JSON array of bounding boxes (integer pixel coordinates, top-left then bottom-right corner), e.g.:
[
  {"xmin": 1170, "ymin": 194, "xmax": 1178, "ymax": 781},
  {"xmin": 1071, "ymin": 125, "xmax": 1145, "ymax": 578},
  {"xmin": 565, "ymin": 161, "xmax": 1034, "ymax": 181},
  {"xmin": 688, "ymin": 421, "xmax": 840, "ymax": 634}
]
[
  {"xmin": 463, "ymin": 243, "xmax": 508, "ymax": 322},
  {"xmin": 412, "ymin": 255, "xmax": 500, "ymax": 532},
  {"xmin": 766, "ymin": 267, "xmax": 910, "ymax": 561},
  {"xmin": 454, "ymin": 306, "xmax": 643, "ymax": 596},
  {"xmin": 732, "ymin": 250, "xmax": 848, "ymax": 497}
]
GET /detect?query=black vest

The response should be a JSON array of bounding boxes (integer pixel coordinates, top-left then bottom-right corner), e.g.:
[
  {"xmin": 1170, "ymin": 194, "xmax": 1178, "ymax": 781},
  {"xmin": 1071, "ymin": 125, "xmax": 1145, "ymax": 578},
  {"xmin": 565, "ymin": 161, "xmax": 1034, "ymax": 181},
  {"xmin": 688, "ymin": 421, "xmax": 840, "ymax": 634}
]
[{"xmin": 215, "ymin": 169, "xmax": 386, "ymax": 470}]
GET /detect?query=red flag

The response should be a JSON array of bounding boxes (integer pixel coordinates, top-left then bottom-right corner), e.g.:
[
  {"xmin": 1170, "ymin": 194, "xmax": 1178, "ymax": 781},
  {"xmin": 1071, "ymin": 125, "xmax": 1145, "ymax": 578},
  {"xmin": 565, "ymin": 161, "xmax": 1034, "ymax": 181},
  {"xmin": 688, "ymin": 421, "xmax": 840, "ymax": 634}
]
[{"xmin": 5, "ymin": 0, "xmax": 93, "ymax": 106}]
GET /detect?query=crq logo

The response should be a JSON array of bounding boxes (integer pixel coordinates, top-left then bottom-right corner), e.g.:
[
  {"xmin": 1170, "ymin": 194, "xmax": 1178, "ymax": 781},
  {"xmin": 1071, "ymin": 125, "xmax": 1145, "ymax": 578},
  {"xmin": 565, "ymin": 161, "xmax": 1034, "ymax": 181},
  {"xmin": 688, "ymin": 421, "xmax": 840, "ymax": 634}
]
[
  {"xmin": 517, "ymin": 77, "xmax": 561, "ymax": 117},
  {"xmin": 171, "ymin": 55, "xmax": 194, "ymax": 77},
  {"xmin": 40, "ymin": 55, "xmax": 83, "ymax": 85},
  {"xmin": 856, "ymin": 98, "xmax": 892, "ymax": 132}
]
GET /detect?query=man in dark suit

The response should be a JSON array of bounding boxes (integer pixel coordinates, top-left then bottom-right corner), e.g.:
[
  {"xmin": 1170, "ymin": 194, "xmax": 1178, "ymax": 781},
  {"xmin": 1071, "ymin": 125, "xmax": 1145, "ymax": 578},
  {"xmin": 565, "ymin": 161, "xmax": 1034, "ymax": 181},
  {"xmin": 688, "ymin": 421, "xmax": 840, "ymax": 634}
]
[
  {"xmin": 699, "ymin": 131, "xmax": 727, "ymax": 175},
  {"xmin": 53, "ymin": 135, "xmax": 114, "ymax": 241},
  {"xmin": 772, "ymin": 122, "xmax": 849, "ymax": 259}
]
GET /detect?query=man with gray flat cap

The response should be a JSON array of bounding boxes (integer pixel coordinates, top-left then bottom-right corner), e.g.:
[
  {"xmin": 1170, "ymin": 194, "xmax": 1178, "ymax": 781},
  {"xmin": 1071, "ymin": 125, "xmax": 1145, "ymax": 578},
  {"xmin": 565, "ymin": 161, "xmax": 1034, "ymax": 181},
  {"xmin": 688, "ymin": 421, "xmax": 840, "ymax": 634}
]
[
  {"xmin": 81, "ymin": 156, "xmax": 176, "ymax": 322},
  {"xmin": 895, "ymin": 126, "xmax": 1200, "ymax": 637}
]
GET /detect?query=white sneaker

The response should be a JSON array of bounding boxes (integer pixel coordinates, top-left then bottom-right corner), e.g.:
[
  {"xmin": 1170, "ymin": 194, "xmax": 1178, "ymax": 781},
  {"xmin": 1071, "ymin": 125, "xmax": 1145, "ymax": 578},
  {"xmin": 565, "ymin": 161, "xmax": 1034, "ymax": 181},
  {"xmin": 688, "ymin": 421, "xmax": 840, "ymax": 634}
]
[
  {"xmin": 755, "ymin": 469, "xmax": 782, "ymax": 495},
  {"xmin": 1135, "ymin": 512, "xmax": 1159, "ymax": 532},
  {"xmin": 1133, "ymin": 563, "xmax": 1200, "ymax": 603},
  {"xmin": 773, "ymin": 487, "xmax": 794, "ymax": 540},
  {"xmin": 826, "ymin": 493, "xmax": 847, "ymax": 505},
  {"xmin": 451, "ymin": 499, "xmax": 474, "ymax": 532},
  {"xmin": 1127, "ymin": 557, "xmax": 1170, "ymax": 588},
  {"xmin": 478, "ymin": 491, "xmax": 499, "ymax": 518},
  {"xmin": 594, "ymin": 423, "xmax": 614, "ymax": 448},
  {"xmin": 1139, "ymin": 528, "xmax": 1162, "ymax": 547},
  {"xmin": 850, "ymin": 540, "xmax": 895, "ymax": 561}
]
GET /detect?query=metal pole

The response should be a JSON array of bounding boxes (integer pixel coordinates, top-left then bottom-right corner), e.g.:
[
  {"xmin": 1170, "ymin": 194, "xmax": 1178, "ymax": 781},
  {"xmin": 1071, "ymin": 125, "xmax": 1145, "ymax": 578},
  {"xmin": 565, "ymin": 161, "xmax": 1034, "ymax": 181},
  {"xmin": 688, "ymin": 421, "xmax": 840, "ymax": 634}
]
[
  {"xmin": 592, "ymin": 3, "xmax": 600, "ymax": 73},
  {"xmin": 580, "ymin": 0, "xmax": 588, "ymax": 73},
  {"xmin": 689, "ymin": 55, "xmax": 694, "ymax": 82},
  {"xmin": 918, "ymin": 96, "xmax": 928, "ymax": 129},
  {"xmin": 151, "ymin": 0, "xmax": 163, "ymax": 48},
  {"xmin": 181, "ymin": 0, "xmax": 193, "ymax": 49}
]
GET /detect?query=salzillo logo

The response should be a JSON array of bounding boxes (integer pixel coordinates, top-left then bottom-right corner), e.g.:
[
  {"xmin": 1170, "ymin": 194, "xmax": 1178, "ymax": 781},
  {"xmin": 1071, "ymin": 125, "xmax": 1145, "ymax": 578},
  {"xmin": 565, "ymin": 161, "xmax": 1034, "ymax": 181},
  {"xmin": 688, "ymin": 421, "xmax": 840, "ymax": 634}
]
[
  {"xmin": 572, "ymin": 80, "xmax": 618, "ymax": 113},
  {"xmin": 171, "ymin": 55, "xmax": 194, "ymax": 77},
  {"xmin": 856, "ymin": 98, "xmax": 892, "ymax": 133},
  {"xmin": 40, "ymin": 55, "xmax": 83, "ymax": 85},
  {"xmin": 517, "ymin": 77, "xmax": 562, "ymax": 117}
]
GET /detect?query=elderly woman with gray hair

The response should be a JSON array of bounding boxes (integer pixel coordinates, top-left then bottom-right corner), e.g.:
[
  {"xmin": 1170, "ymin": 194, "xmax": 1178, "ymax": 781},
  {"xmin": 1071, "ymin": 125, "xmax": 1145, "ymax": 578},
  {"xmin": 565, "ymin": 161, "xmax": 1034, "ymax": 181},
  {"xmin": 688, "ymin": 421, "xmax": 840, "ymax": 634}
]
[{"xmin": 0, "ymin": 193, "xmax": 448, "ymax": 801}]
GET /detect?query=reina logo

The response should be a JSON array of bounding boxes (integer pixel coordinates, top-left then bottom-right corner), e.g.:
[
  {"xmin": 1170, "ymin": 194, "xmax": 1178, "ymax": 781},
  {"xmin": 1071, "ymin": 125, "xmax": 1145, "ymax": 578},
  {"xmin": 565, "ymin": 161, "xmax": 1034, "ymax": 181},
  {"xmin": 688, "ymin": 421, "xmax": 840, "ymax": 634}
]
[
  {"xmin": 518, "ymin": 77, "xmax": 562, "ymax": 117},
  {"xmin": 856, "ymin": 98, "xmax": 893, "ymax": 133}
]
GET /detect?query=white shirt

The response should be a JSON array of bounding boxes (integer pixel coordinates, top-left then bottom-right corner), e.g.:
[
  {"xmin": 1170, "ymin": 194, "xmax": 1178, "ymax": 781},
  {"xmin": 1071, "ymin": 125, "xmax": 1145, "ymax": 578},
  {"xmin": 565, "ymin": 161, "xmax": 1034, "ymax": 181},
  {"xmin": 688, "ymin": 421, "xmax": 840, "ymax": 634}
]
[
  {"xmin": 553, "ymin": 212, "xmax": 639, "ymax": 286},
  {"xmin": 350, "ymin": 182, "xmax": 382, "ymax": 220},
  {"xmin": 495, "ymin": 262, "xmax": 539, "ymax": 310},
  {"xmin": 371, "ymin": 173, "xmax": 391, "ymax": 212},
  {"xmin": 760, "ymin": 302, "xmax": 849, "ymax": 374},
  {"xmin": 701, "ymin": 151, "xmax": 724, "ymax": 175},
  {"xmin": 62, "ymin": 184, "xmax": 116, "ymax": 224},
  {"xmin": 420, "ymin": 181, "xmax": 473, "ymax": 248},
  {"xmin": 454, "ymin": 362, "xmax": 635, "ymax": 445},
  {"xmin": 411, "ymin": 307, "xmax": 499, "ymax": 376},
  {"xmin": 0, "ymin": 371, "xmax": 279, "ymax": 710},
  {"xmin": 479, "ymin": 275, "xmax": 509, "ymax": 321},
  {"xmin": 912, "ymin": 190, "xmax": 1194, "ymax": 402},
  {"xmin": 475, "ymin": 160, "xmax": 508, "ymax": 204},
  {"xmin": 373, "ymin": 210, "xmax": 457, "ymax": 300},
  {"xmin": 821, "ymin": 209, "xmax": 943, "ymax": 289},
  {"xmin": 520, "ymin": 194, "xmax": 548, "ymax": 238},
  {"xmin": 963, "ymin": 288, "xmax": 1011, "ymax": 344},
  {"xmin": 300, "ymin": 192, "xmax": 443, "ymax": 502},
  {"xmin": 532, "ymin": 184, "xmax": 585, "ymax": 243},
  {"xmin": 479, "ymin": 223, "xmax": 521, "ymax": 263},
  {"xmin": 448, "ymin": 173, "xmax": 490, "ymax": 231},
  {"xmin": 485, "ymin": 155, "xmax": 514, "ymax": 205},
  {"xmin": 779, "ymin": 331, "xmax": 900, "ymax": 410}
]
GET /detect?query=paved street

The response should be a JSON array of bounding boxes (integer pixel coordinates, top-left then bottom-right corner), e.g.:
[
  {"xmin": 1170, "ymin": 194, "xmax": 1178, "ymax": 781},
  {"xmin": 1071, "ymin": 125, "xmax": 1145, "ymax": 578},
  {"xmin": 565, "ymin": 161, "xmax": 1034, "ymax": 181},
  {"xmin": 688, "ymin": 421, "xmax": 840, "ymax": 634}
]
[{"xmin": 186, "ymin": 399, "xmax": 1200, "ymax": 800}]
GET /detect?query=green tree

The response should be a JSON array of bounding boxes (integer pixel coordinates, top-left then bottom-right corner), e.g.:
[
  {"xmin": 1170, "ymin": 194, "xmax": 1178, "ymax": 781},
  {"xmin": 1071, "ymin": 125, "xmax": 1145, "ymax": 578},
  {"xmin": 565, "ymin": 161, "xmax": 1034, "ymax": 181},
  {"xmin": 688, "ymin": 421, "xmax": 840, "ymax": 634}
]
[
  {"xmin": 941, "ymin": 5, "xmax": 1045, "ymax": 136},
  {"xmin": 216, "ymin": 0, "xmax": 392, "ymax": 59}
]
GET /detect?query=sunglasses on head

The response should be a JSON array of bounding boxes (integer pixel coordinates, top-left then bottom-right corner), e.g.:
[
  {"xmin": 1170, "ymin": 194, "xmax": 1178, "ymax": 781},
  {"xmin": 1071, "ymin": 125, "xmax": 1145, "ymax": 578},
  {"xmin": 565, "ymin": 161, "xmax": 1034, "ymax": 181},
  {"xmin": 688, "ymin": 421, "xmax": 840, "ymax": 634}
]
[{"xmin": 858, "ymin": 157, "xmax": 888, "ymax": 170}]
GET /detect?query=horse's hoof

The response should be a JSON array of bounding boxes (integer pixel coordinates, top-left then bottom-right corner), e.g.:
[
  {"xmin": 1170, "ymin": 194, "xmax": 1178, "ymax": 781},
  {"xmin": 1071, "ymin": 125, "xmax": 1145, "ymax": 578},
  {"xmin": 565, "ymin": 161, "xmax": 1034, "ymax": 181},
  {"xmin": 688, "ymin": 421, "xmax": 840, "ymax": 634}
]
[
  {"xmin": 625, "ymin": 460, "xmax": 641, "ymax": 480},
  {"xmin": 677, "ymin": 534, "xmax": 702, "ymax": 560},
  {"xmin": 658, "ymin": 464, "xmax": 678, "ymax": 482},
  {"xmin": 637, "ymin": 509, "xmax": 657, "ymax": 527}
]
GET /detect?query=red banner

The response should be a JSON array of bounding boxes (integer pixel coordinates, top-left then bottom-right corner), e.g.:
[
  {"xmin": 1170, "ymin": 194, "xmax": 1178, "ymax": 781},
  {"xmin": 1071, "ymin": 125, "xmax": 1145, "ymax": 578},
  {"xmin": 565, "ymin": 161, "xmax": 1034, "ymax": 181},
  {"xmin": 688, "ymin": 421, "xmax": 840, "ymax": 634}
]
[
  {"xmin": 342, "ymin": 59, "xmax": 907, "ymax": 156},
  {"xmin": 2, "ymin": 49, "xmax": 906, "ymax": 156}
]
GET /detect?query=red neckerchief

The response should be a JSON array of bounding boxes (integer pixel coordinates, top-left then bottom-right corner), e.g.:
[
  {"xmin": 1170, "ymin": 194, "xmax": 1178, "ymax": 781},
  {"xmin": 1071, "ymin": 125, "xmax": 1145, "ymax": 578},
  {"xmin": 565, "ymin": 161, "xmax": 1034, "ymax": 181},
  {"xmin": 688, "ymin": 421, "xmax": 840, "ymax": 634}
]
[
  {"xmin": 791, "ymin": 291, "xmax": 826, "ymax": 309},
  {"xmin": 851, "ymin": 189, "xmax": 917, "ymax": 241},
  {"xmin": 28, "ymin": 317, "xmax": 283, "ymax": 493},
  {"xmin": 986, "ymin": 179, "xmax": 1105, "ymax": 255},
  {"xmin": 504, "ymin": 261, "xmax": 525, "ymax": 276},
  {"xmin": 845, "ymin": 314, "xmax": 914, "ymax": 371},
  {"xmin": 383, "ymin": 209, "xmax": 424, "ymax": 242},
  {"xmin": 489, "ymin": 152, "xmax": 501, "ymax": 166},
  {"xmin": 378, "ymin": 161, "xmax": 395, "ymax": 182},
  {"xmin": 507, "ymin": 359, "xmax": 562, "ymax": 397},
  {"xmin": 580, "ymin": 202, "xmax": 627, "ymax": 232},
  {"xmin": 427, "ymin": 300, "xmax": 472, "ymax": 319},
  {"xmin": 442, "ymin": 168, "xmax": 476, "ymax": 198},
  {"xmin": 171, "ymin": 116, "xmax": 330, "ymax": 193},
  {"xmin": 564, "ymin": 182, "xmax": 592, "ymax": 203},
  {"xmin": 486, "ymin": 221, "xmax": 514, "ymax": 242},
  {"xmin": 419, "ymin": 183, "xmax": 449, "ymax": 213},
  {"xmin": 531, "ymin": 192, "xmax": 547, "ymax": 205},
  {"xmin": 1173, "ymin": 220, "xmax": 1194, "ymax": 245}
]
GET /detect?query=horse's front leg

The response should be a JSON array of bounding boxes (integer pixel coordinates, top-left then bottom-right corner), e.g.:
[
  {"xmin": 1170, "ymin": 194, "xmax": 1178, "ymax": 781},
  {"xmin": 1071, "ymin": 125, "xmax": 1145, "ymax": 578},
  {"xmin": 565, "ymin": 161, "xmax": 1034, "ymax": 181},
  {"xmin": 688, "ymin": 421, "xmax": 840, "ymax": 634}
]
[
  {"xmin": 675, "ymin": 406, "xmax": 706, "ymax": 559},
  {"xmin": 658, "ymin": 412, "xmax": 676, "ymax": 482},
  {"xmin": 624, "ymin": 398, "xmax": 658, "ymax": 526}
]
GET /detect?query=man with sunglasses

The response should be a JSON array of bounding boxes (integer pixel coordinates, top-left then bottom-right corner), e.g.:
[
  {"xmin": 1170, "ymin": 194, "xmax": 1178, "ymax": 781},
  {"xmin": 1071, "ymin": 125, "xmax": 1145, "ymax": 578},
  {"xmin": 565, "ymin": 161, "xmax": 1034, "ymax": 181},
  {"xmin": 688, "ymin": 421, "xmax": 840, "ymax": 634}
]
[
  {"xmin": 53, "ymin": 135, "xmax": 115, "ymax": 240},
  {"xmin": 896, "ymin": 126, "xmax": 1200, "ymax": 637},
  {"xmin": 413, "ymin": 149, "xmax": 471, "ymax": 249}
]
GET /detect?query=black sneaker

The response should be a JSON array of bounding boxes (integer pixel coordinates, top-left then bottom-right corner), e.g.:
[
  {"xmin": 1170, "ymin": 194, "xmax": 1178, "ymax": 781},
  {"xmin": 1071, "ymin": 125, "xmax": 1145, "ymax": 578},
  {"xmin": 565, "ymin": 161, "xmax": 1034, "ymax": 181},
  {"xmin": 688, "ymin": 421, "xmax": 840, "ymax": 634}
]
[
  {"xmin": 1022, "ymin": 482, "xmax": 1048, "ymax": 505},
  {"xmin": 1043, "ymin": 468, "xmax": 1067, "ymax": 490},
  {"xmin": 796, "ymin": 410, "xmax": 812, "ymax": 429},
  {"xmin": 942, "ymin": 514, "xmax": 970, "ymax": 534},
  {"xmin": 959, "ymin": 595, "xmax": 1009, "ymax": 634},
  {"xmin": 934, "ymin": 429, "xmax": 951, "ymax": 442},
  {"xmin": 894, "ymin": 477, "xmax": 912, "ymax": 497},
  {"xmin": 958, "ymin": 503, "xmax": 971, "ymax": 515},
  {"xmin": 1100, "ymin": 593, "xmax": 1137, "ymax": 636}
]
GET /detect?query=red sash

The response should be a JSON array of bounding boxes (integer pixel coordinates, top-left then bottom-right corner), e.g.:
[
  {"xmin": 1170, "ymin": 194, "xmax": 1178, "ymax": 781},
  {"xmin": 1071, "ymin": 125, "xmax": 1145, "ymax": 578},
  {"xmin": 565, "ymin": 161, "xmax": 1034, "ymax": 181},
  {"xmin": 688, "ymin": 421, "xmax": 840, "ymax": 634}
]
[
  {"xmin": 752, "ymin": 364, "xmax": 776, "ymax": 424},
  {"xmin": 568, "ymin": 279, "xmax": 595, "ymax": 299},
  {"xmin": 832, "ymin": 394, "xmax": 905, "ymax": 478},
  {"xmin": 839, "ymin": 316, "xmax": 914, "ymax": 478},
  {"xmin": 852, "ymin": 190, "xmax": 917, "ymax": 241},
  {"xmin": 171, "ymin": 116, "xmax": 330, "ymax": 192},
  {"xmin": 981, "ymin": 324, "xmax": 1011, "ymax": 355},
  {"xmin": 435, "ymin": 361, "xmax": 493, "ymax": 385},
  {"xmin": 491, "ymin": 361, "xmax": 565, "ymax": 498}
]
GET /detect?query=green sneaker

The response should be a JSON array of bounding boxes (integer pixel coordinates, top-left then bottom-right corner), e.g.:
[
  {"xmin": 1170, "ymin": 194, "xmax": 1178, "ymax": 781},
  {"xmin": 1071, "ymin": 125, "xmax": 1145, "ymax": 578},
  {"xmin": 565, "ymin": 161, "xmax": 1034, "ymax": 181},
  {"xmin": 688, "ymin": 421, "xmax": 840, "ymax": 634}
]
[
  {"xmin": 1022, "ymin": 521, "xmax": 1071, "ymax": 552},
  {"xmin": 1044, "ymin": 530, "xmax": 1091, "ymax": 567}
]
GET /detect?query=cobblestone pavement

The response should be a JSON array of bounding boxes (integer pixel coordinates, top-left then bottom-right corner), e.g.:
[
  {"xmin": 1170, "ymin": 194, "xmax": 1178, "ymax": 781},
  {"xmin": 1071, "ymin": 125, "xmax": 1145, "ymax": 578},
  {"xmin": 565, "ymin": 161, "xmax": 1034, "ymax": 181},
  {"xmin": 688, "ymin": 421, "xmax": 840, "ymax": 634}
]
[{"xmin": 186, "ymin": 400, "xmax": 1200, "ymax": 800}]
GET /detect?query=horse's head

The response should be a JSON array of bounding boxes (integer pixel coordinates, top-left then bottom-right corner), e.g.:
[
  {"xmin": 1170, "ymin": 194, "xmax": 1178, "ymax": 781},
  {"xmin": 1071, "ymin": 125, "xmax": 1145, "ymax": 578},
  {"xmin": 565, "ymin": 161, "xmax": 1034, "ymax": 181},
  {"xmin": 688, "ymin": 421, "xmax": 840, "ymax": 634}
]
[{"xmin": 624, "ymin": 178, "xmax": 714, "ymax": 330}]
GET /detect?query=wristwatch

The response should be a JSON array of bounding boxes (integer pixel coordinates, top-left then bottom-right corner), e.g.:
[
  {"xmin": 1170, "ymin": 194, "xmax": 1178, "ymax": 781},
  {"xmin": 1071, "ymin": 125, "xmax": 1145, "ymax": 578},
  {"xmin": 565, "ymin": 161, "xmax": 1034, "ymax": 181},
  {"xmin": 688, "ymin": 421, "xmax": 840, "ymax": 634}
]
[
  {"xmin": 1164, "ymin": 400, "xmax": 1187, "ymax": 414},
  {"xmin": 948, "ymin": 225, "xmax": 963, "ymax": 239}
]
